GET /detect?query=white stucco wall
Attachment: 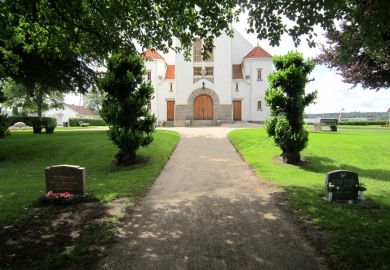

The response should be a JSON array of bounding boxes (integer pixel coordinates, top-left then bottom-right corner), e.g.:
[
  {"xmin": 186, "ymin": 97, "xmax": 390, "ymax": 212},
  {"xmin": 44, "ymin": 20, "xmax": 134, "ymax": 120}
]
[
  {"xmin": 175, "ymin": 48, "xmax": 193, "ymax": 105},
  {"xmin": 242, "ymin": 58, "xmax": 273, "ymax": 122},
  {"xmin": 214, "ymin": 34, "xmax": 232, "ymax": 104},
  {"xmin": 231, "ymin": 29, "xmax": 254, "ymax": 64},
  {"xmin": 145, "ymin": 57, "xmax": 178, "ymax": 123},
  {"xmin": 43, "ymin": 107, "xmax": 77, "ymax": 125},
  {"xmin": 146, "ymin": 28, "xmax": 272, "ymax": 124}
]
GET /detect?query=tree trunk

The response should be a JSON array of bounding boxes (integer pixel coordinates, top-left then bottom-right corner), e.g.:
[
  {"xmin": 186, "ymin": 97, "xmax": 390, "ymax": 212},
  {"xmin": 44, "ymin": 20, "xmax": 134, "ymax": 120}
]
[
  {"xmin": 36, "ymin": 87, "xmax": 43, "ymax": 120},
  {"xmin": 115, "ymin": 150, "xmax": 137, "ymax": 166},
  {"xmin": 282, "ymin": 151, "xmax": 301, "ymax": 165},
  {"xmin": 37, "ymin": 103, "xmax": 42, "ymax": 120}
]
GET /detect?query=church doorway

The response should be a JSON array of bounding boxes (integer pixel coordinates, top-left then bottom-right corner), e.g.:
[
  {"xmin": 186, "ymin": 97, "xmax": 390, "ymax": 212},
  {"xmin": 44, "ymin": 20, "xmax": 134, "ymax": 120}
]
[{"xmin": 194, "ymin": 94, "xmax": 213, "ymax": 120}]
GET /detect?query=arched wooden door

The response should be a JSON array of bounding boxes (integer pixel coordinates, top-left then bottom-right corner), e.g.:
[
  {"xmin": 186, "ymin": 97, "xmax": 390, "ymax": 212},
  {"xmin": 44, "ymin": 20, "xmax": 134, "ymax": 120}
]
[{"xmin": 194, "ymin": 95, "xmax": 213, "ymax": 120}]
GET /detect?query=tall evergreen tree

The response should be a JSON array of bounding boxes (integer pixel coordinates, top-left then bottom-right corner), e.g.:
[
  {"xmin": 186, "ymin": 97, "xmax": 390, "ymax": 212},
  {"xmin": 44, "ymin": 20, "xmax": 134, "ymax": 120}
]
[
  {"xmin": 265, "ymin": 52, "xmax": 317, "ymax": 164},
  {"xmin": 99, "ymin": 54, "xmax": 156, "ymax": 166}
]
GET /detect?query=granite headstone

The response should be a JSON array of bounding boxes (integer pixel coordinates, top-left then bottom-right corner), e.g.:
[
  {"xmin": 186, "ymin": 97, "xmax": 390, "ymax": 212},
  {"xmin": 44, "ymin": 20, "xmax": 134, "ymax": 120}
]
[
  {"xmin": 45, "ymin": 165, "xmax": 86, "ymax": 196},
  {"xmin": 325, "ymin": 170, "xmax": 359, "ymax": 201}
]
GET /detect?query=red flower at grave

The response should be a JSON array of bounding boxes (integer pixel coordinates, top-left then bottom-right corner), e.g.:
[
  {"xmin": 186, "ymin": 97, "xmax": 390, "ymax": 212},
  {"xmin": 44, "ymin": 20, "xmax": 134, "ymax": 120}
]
[{"xmin": 46, "ymin": 191, "xmax": 73, "ymax": 199}]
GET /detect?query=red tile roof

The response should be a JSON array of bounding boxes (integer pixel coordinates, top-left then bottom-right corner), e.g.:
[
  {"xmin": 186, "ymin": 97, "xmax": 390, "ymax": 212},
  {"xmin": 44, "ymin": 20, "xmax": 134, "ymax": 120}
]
[
  {"xmin": 142, "ymin": 49, "xmax": 165, "ymax": 60},
  {"xmin": 66, "ymin": 104, "xmax": 96, "ymax": 116},
  {"xmin": 232, "ymin": 64, "xmax": 243, "ymax": 79},
  {"xmin": 165, "ymin": 65, "xmax": 175, "ymax": 79},
  {"xmin": 243, "ymin": 46, "xmax": 272, "ymax": 59}
]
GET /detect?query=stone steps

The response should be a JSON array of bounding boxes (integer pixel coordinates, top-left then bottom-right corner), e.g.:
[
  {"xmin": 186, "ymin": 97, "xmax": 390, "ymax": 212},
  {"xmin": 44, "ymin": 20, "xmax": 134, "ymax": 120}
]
[
  {"xmin": 191, "ymin": 120, "xmax": 217, "ymax": 126},
  {"xmin": 163, "ymin": 121, "xmax": 175, "ymax": 127}
]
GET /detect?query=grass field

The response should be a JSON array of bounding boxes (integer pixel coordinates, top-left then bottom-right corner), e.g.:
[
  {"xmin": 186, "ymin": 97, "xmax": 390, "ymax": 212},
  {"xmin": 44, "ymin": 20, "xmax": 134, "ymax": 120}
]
[
  {"xmin": 0, "ymin": 129, "xmax": 179, "ymax": 226},
  {"xmin": 229, "ymin": 128, "xmax": 390, "ymax": 269},
  {"xmin": 337, "ymin": 125, "xmax": 390, "ymax": 130}
]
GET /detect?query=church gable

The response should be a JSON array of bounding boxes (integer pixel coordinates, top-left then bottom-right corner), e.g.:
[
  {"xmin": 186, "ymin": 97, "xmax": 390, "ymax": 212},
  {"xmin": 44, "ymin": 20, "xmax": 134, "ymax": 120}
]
[{"xmin": 143, "ymin": 31, "xmax": 273, "ymax": 126}]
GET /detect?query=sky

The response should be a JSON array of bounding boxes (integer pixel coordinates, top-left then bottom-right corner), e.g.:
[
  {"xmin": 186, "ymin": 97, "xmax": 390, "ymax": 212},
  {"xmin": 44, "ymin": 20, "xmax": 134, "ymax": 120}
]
[
  {"xmin": 231, "ymin": 17, "xmax": 389, "ymax": 114},
  {"xmin": 66, "ymin": 16, "xmax": 389, "ymax": 114}
]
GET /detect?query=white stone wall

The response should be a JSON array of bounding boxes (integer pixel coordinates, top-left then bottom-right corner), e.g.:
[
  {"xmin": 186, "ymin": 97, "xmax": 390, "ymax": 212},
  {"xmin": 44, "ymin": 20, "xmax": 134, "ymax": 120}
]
[
  {"xmin": 231, "ymin": 30, "xmax": 253, "ymax": 64},
  {"xmin": 214, "ymin": 34, "xmax": 232, "ymax": 105},
  {"xmin": 241, "ymin": 58, "xmax": 273, "ymax": 123},
  {"xmin": 174, "ymin": 42, "xmax": 193, "ymax": 105},
  {"xmin": 146, "ymin": 28, "xmax": 272, "ymax": 125}
]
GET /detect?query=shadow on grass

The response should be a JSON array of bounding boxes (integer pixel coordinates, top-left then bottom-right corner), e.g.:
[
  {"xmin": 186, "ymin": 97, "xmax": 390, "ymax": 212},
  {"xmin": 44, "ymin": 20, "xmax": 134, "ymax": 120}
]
[
  {"xmin": 0, "ymin": 196, "xmax": 119, "ymax": 269},
  {"xmin": 283, "ymin": 185, "xmax": 390, "ymax": 270},
  {"xmin": 300, "ymin": 156, "xmax": 390, "ymax": 183}
]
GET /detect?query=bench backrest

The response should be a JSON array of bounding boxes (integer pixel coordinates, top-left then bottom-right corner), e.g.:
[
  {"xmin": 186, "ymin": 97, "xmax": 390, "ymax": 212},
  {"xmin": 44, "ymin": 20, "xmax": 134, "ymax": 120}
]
[{"xmin": 320, "ymin": 118, "xmax": 338, "ymax": 124}]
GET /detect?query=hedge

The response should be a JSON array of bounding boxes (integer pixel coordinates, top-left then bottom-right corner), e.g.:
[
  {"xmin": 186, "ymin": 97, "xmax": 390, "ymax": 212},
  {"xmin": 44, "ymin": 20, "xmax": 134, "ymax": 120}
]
[
  {"xmin": 68, "ymin": 118, "xmax": 106, "ymax": 127},
  {"xmin": 7, "ymin": 116, "xmax": 57, "ymax": 127},
  {"xmin": 338, "ymin": 120, "xmax": 388, "ymax": 126},
  {"xmin": 306, "ymin": 120, "xmax": 388, "ymax": 126}
]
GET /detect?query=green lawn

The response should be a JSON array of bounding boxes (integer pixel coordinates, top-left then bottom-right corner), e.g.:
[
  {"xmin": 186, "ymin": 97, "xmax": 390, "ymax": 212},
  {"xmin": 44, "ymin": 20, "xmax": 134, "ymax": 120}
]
[
  {"xmin": 229, "ymin": 128, "xmax": 390, "ymax": 269},
  {"xmin": 0, "ymin": 129, "xmax": 179, "ymax": 226},
  {"xmin": 337, "ymin": 125, "xmax": 390, "ymax": 130}
]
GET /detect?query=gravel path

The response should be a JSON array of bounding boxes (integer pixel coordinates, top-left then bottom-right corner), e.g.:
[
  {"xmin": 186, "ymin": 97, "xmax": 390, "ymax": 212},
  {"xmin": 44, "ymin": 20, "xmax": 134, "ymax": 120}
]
[{"xmin": 99, "ymin": 125, "xmax": 327, "ymax": 270}]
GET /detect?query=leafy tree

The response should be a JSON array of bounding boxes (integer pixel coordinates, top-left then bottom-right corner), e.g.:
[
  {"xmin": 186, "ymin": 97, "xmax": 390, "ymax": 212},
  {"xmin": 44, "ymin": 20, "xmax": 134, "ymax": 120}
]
[
  {"xmin": 241, "ymin": 0, "xmax": 389, "ymax": 91},
  {"xmin": 0, "ymin": 0, "xmax": 236, "ymax": 94},
  {"xmin": 2, "ymin": 79, "xmax": 64, "ymax": 119},
  {"xmin": 0, "ymin": 88, "xmax": 10, "ymax": 138},
  {"xmin": 317, "ymin": 13, "xmax": 390, "ymax": 90},
  {"xmin": 0, "ymin": 114, "xmax": 10, "ymax": 138},
  {"xmin": 265, "ymin": 52, "xmax": 317, "ymax": 165},
  {"xmin": 240, "ymin": 0, "xmax": 389, "ymax": 51},
  {"xmin": 0, "ymin": 89, "xmax": 6, "ymax": 113},
  {"xmin": 2, "ymin": 0, "xmax": 388, "ymax": 99},
  {"xmin": 84, "ymin": 87, "xmax": 105, "ymax": 114},
  {"xmin": 99, "ymin": 53, "xmax": 156, "ymax": 166}
]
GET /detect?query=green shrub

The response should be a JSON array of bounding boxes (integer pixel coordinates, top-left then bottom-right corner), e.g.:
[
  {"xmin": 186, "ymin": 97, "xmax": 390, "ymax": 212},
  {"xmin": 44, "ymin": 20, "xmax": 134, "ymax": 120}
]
[
  {"xmin": 265, "ymin": 52, "xmax": 317, "ymax": 164},
  {"xmin": 305, "ymin": 120, "xmax": 388, "ymax": 126},
  {"xmin": 7, "ymin": 116, "xmax": 57, "ymax": 127},
  {"xmin": 68, "ymin": 118, "xmax": 106, "ymax": 127},
  {"xmin": 0, "ymin": 114, "xmax": 11, "ymax": 138},
  {"xmin": 339, "ymin": 120, "xmax": 388, "ymax": 126}
]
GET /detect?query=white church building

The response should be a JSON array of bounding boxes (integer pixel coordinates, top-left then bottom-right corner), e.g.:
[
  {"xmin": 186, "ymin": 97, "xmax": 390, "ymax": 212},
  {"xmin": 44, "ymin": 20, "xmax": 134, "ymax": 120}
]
[{"xmin": 144, "ymin": 29, "xmax": 273, "ymax": 127}]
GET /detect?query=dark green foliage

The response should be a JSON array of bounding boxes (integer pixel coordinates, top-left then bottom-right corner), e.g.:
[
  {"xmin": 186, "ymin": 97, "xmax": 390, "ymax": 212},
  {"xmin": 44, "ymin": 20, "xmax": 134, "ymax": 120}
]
[
  {"xmin": 0, "ymin": 0, "xmax": 235, "ymax": 96},
  {"xmin": 84, "ymin": 87, "xmax": 105, "ymax": 114},
  {"xmin": 316, "ymin": 0, "xmax": 390, "ymax": 90},
  {"xmin": 99, "ymin": 54, "xmax": 156, "ymax": 166},
  {"xmin": 1, "ymin": 79, "xmax": 64, "ymax": 119},
  {"xmin": 68, "ymin": 118, "xmax": 106, "ymax": 127},
  {"xmin": 7, "ymin": 116, "xmax": 56, "ymax": 128},
  {"xmin": 338, "ymin": 120, "xmax": 388, "ymax": 126},
  {"xmin": 265, "ymin": 52, "xmax": 317, "ymax": 164},
  {"xmin": 0, "ymin": 89, "xmax": 10, "ymax": 138},
  {"xmin": 0, "ymin": 114, "xmax": 10, "ymax": 138},
  {"xmin": 305, "ymin": 111, "xmax": 389, "ymax": 120}
]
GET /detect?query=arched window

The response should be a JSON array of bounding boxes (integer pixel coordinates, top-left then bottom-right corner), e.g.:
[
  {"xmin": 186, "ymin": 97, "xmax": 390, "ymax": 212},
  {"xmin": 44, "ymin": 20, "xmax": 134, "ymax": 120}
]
[
  {"xmin": 257, "ymin": 100, "xmax": 262, "ymax": 110},
  {"xmin": 193, "ymin": 38, "xmax": 214, "ymax": 62}
]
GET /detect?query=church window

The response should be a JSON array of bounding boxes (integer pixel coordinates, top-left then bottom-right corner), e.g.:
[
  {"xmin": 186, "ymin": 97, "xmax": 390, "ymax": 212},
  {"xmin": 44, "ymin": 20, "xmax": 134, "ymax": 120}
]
[
  {"xmin": 193, "ymin": 38, "xmax": 214, "ymax": 62},
  {"xmin": 257, "ymin": 100, "xmax": 262, "ymax": 110},
  {"xmin": 257, "ymin": 68, "xmax": 262, "ymax": 81}
]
